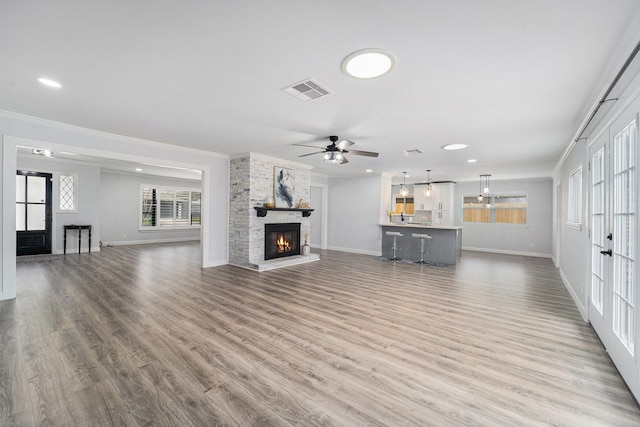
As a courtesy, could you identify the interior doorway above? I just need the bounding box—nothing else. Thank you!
[16,171,52,256]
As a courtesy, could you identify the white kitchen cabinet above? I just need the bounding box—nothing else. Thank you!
[414,187,426,210]
[432,209,451,226]
[413,184,433,210]
[430,183,455,225]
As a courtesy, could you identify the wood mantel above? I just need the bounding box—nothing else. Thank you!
[254,207,314,217]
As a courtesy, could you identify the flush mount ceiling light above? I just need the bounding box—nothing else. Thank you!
[342,48,396,79]
[467,159,477,163]
[441,144,468,151]
[37,77,62,88]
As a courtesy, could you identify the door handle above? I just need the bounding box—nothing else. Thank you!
[600,249,612,257]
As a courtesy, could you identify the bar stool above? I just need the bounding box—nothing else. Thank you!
[412,233,432,264]
[386,231,403,260]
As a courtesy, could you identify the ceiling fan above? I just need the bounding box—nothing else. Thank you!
[294,135,379,164]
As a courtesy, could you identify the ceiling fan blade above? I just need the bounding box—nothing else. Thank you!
[340,156,349,164]
[345,149,379,157]
[293,143,326,149]
[336,139,355,150]
[298,151,324,158]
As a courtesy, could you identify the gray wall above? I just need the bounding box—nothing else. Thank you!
[16,156,101,253]
[555,141,589,313]
[100,171,201,245]
[454,178,553,257]
[327,174,382,255]
[310,186,323,247]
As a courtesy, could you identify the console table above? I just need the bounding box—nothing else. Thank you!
[63,225,92,254]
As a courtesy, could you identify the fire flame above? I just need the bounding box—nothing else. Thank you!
[277,235,291,252]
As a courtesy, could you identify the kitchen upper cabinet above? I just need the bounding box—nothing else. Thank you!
[414,183,454,211]
[414,187,428,210]
[432,183,453,211]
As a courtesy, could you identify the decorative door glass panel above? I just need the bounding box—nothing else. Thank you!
[27,204,46,231]
[591,147,605,313]
[612,120,636,354]
[27,176,46,203]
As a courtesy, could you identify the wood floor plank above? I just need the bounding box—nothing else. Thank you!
[2,242,639,426]
[0,301,31,424]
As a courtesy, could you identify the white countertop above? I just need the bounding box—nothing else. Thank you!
[379,223,463,230]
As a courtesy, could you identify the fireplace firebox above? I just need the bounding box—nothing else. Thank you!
[264,223,301,260]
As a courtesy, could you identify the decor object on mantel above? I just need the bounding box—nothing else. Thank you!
[274,166,295,208]
[264,196,275,208]
[254,207,314,217]
[297,199,310,208]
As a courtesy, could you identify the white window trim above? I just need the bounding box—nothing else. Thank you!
[567,164,582,230]
[139,184,201,231]
[56,172,79,214]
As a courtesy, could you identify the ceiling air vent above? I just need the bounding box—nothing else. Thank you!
[283,78,331,101]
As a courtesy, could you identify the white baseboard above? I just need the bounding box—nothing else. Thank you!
[203,259,229,268]
[326,245,381,257]
[558,267,587,321]
[102,237,200,246]
[53,246,101,254]
[462,246,552,258]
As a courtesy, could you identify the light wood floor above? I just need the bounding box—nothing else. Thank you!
[2,242,639,426]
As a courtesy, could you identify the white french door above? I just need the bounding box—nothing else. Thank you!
[589,98,639,401]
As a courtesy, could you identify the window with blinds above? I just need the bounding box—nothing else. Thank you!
[140,185,201,229]
[568,165,583,227]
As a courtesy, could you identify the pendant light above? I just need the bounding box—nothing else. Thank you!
[399,172,409,197]
[478,174,491,205]
[424,169,432,197]
[483,174,491,194]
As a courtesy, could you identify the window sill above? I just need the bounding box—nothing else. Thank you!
[566,223,582,231]
[461,222,529,228]
[139,226,201,232]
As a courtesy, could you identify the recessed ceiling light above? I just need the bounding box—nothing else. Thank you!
[442,144,468,151]
[135,168,143,172]
[37,77,62,88]
[342,48,396,79]
[467,159,477,163]
[366,169,373,173]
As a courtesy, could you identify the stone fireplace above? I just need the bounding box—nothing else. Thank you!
[228,152,319,271]
[264,223,300,260]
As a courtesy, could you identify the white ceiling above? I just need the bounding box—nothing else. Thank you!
[2,1,640,184]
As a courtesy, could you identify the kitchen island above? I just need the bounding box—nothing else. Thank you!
[380,224,463,265]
